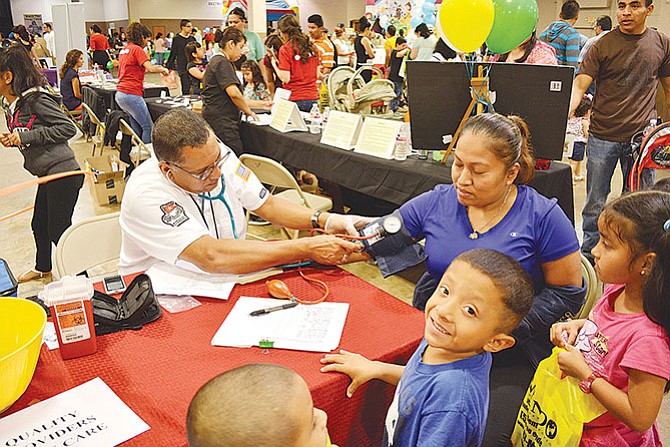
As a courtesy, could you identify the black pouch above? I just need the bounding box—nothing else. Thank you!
[92,274,162,335]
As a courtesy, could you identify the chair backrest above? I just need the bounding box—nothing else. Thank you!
[55,212,122,277]
[82,102,103,127]
[576,253,600,319]
[239,154,311,206]
[119,119,153,165]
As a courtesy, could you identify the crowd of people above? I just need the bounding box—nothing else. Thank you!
[2,1,670,446]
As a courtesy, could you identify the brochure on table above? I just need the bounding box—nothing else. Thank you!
[0,377,149,447]
[320,110,363,150]
[354,117,403,159]
[270,99,308,133]
[270,88,292,115]
[211,297,349,352]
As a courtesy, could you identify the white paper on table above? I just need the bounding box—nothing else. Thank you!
[146,262,281,300]
[270,88,292,116]
[0,377,149,447]
[247,113,273,126]
[42,321,59,350]
[211,296,349,352]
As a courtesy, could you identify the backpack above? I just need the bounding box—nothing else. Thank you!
[92,274,162,335]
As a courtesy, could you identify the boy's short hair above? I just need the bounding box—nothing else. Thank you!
[180,19,192,28]
[596,15,612,31]
[396,36,406,46]
[386,25,396,36]
[454,249,534,333]
[308,14,324,28]
[651,177,670,193]
[560,0,580,20]
[186,364,305,447]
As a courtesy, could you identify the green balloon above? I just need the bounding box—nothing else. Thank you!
[106,60,114,70]
[486,0,538,55]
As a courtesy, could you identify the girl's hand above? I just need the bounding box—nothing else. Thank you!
[557,344,592,381]
[320,350,377,397]
[247,111,259,121]
[550,319,586,348]
[259,100,273,110]
[1,131,21,147]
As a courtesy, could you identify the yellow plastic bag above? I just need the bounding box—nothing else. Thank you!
[511,347,606,447]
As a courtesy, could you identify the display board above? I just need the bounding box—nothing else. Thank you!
[406,61,574,160]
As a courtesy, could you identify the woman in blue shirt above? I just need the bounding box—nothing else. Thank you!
[58,49,84,111]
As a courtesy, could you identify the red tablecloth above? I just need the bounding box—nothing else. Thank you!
[6,269,424,447]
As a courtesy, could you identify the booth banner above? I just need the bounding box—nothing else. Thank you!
[365,0,443,33]
[24,14,43,36]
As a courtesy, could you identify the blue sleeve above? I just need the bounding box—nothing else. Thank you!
[535,200,580,263]
[416,411,475,447]
[399,188,439,240]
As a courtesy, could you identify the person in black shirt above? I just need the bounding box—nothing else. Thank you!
[165,19,196,95]
[185,41,207,95]
[388,37,408,112]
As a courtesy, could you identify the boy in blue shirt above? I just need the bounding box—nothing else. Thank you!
[321,249,535,446]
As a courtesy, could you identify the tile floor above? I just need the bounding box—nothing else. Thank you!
[1,120,668,441]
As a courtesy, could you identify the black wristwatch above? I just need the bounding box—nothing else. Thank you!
[311,210,325,229]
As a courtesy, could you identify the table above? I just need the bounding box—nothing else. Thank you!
[88,81,170,111]
[239,123,576,222]
[5,269,424,447]
[146,95,201,122]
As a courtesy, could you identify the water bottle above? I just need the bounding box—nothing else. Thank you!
[322,107,330,128]
[309,103,320,123]
[394,123,409,161]
[643,118,657,137]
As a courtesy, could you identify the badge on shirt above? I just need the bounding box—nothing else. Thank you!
[160,201,189,227]
[259,188,268,199]
[235,162,251,181]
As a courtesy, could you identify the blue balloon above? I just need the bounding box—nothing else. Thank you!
[410,16,422,28]
[424,14,436,25]
[422,2,436,16]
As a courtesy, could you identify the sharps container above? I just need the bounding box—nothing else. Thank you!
[39,276,97,359]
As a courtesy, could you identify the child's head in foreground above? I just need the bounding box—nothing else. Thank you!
[425,248,534,361]
[186,363,331,447]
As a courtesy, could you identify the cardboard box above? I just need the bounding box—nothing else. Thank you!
[85,155,128,206]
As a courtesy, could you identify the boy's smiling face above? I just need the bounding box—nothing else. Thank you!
[423,260,516,364]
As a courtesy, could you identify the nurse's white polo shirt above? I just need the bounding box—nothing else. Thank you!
[118,145,268,275]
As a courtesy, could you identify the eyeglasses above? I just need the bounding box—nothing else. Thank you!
[169,148,231,182]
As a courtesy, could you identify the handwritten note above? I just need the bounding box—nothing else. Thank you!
[320,111,363,150]
[354,117,403,159]
[211,297,350,352]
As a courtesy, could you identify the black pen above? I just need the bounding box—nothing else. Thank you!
[249,302,299,316]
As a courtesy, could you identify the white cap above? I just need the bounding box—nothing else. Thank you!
[39,276,94,307]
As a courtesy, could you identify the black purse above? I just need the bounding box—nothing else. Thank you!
[92,274,162,335]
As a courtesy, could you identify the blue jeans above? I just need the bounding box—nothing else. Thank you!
[295,99,317,112]
[115,91,153,144]
[390,79,403,112]
[581,134,654,260]
[155,52,164,66]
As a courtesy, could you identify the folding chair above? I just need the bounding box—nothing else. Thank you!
[54,212,122,278]
[62,104,85,135]
[576,253,601,319]
[82,102,106,156]
[119,119,153,167]
[239,154,332,240]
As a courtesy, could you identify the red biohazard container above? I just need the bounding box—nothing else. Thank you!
[39,276,97,359]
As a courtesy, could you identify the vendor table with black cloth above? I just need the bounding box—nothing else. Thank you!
[88,82,169,111]
[238,122,575,222]
[6,269,424,447]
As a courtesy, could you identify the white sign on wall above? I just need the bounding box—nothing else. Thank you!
[207,1,224,7]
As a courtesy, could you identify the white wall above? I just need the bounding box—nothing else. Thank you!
[298,0,364,32]
[11,0,129,26]
[127,0,226,21]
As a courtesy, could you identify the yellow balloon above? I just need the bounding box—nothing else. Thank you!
[438,0,494,53]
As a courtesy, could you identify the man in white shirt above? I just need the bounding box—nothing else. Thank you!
[42,22,55,64]
[119,108,360,275]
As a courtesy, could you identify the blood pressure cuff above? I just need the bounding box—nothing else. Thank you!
[363,211,427,278]
[92,274,162,336]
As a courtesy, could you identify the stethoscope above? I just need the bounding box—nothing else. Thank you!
[189,175,239,240]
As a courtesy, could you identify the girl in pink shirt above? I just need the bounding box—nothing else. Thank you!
[551,191,670,446]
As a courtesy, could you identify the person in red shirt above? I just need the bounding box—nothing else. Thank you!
[271,14,319,112]
[89,24,111,70]
[115,22,168,144]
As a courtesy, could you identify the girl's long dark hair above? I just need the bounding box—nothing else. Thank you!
[59,48,83,79]
[499,31,537,64]
[0,44,47,96]
[601,191,670,391]
[277,14,315,64]
[241,60,266,89]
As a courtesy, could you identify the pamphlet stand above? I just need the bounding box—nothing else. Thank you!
[441,66,493,164]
